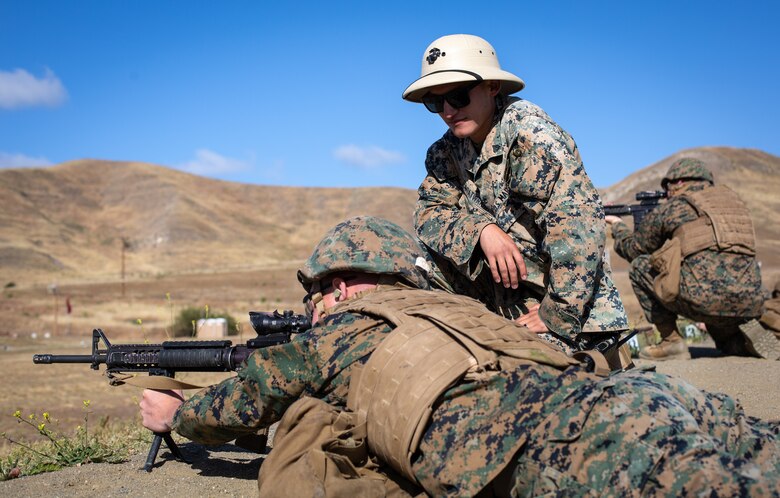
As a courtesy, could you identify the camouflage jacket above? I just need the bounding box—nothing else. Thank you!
[611,184,764,317]
[414,97,627,337]
[172,288,593,496]
[172,287,779,496]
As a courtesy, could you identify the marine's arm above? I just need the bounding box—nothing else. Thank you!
[160,312,388,445]
[414,141,496,278]
[610,202,673,261]
[610,218,641,261]
[170,339,323,445]
[506,113,605,337]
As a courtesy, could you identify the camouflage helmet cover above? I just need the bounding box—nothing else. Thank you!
[661,158,715,189]
[297,216,431,291]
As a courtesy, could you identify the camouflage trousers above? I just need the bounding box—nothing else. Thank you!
[629,255,757,353]
[506,368,780,497]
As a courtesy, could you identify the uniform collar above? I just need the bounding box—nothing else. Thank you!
[445,95,516,176]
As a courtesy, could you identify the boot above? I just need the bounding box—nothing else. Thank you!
[739,319,780,360]
[639,321,691,361]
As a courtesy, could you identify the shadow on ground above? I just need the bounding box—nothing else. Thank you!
[151,442,265,480]
[688,345,726,359]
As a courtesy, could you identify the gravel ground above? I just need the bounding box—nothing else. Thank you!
[637,337,780,422]
[3,338,778,497]
[1,442,263,498]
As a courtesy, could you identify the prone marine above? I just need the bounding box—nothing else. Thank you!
[140,216,780,496]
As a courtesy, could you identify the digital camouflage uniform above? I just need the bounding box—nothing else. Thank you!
[414,96,627,342]
[172,288,780,497]
[611,163,764,353]
[171,216,780,497]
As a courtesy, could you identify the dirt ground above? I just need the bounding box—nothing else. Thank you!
[1,442,264,497]
[2,270,779,496]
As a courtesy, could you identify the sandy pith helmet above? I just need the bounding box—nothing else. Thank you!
[297,216,432,291]
[402,34,525,102]
[661,158,715,189]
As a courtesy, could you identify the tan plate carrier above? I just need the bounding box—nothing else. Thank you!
[651,185,756,303]
[339,287,579,482]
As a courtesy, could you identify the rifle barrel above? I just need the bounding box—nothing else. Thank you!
[33,354,103,364]
[30,313,305,473]
[603,205,631,215]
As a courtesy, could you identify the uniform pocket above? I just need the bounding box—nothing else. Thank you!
[650,237,682,304]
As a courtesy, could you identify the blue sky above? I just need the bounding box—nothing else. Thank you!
[1,1,778,190]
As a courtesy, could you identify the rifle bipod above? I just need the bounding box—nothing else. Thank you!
[144,431,188,472]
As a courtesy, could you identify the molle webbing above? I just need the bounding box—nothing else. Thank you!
[675,185,756,257]
[340,288,577,482]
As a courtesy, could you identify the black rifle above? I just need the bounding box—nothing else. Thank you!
[603,190,667,227]
[549,329,641,373]
[573,330,640,357]
[32,310,310,472]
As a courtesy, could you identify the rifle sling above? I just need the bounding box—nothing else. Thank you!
[107,373,205,390]
[572,351,611,377]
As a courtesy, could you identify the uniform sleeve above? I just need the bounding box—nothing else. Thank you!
[506,114,607,337]
[611,201,680,262]
[172,339,322,445]
[610,220,645,262]
[414,142,495,278]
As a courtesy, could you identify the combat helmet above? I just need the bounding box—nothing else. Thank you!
[297,216,432,293]
[661,158,715,190]
[402,34,525,102]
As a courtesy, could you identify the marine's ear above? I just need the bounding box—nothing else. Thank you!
[331,277,349,302]
[487,80,501,97]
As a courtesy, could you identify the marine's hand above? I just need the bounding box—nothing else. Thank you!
[515,304,548,333]
[140,389,184,433]
[604,215,623,225]
[479,223,527,288]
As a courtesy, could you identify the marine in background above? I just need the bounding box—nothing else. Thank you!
[606,158,780,360]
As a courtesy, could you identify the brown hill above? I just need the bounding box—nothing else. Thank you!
[599,146,780,285]
[0,160,418,286]
[0,147,777,289]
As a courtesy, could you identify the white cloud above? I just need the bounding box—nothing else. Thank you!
[333,144,405,169]
[0,151,53,168]
[257,159,286,183]
[177,149,251,176]
[0,68,68,110]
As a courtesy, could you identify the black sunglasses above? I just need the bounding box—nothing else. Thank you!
[422,80,482,113]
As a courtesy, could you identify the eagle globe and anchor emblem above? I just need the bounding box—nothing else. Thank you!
[426,47,444,65]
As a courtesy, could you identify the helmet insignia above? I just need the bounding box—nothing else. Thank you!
[426,48,443,65]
